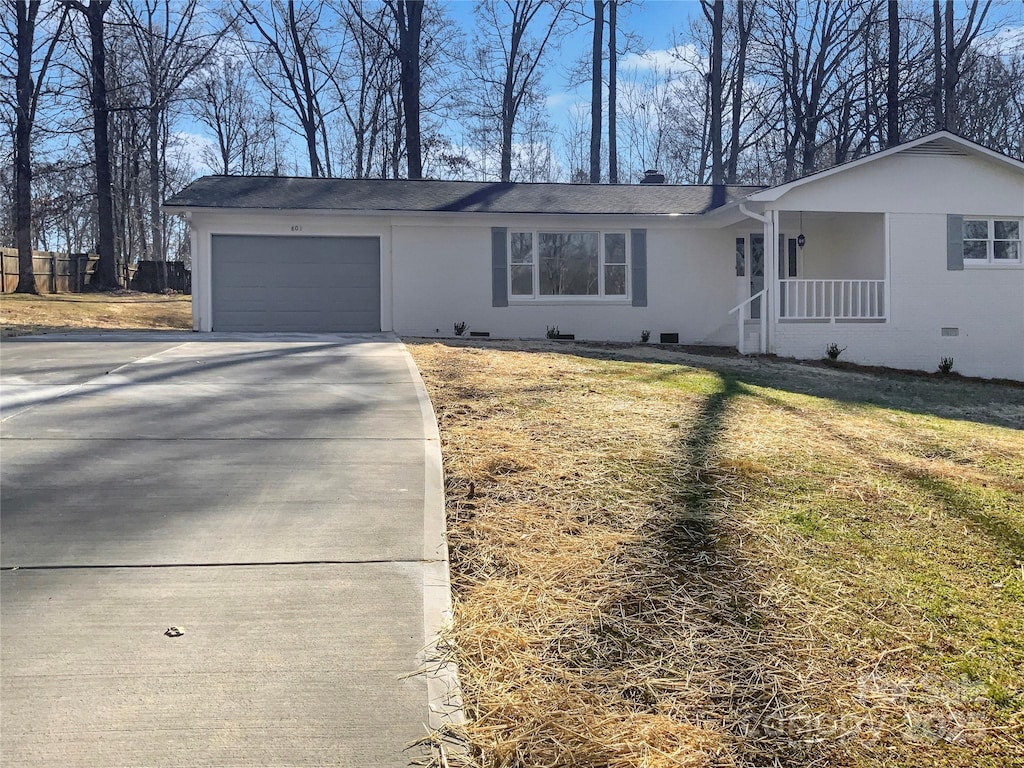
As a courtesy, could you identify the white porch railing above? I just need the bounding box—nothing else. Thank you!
[728,289,766,355]
[779,279,886,321]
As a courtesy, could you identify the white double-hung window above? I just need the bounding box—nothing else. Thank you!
[963,218,1021,264]
[510,230,629,299]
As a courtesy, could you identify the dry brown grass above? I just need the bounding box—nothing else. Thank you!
[407,338,1024,768]
[0,291,192,336]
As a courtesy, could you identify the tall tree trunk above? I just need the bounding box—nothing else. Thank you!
[396,0,423,179]
[932,0,943,130]
[148,106,165,289]
[391,95,403,178]
[801,118,819,175]
[726,0,749,184]
[942,0,992,137]
[887,0,899,146]
[79,0,118,290]
[287,0,323,177]
[703,0,724,186]
[607,0,617,184]
[501,72,515,182]
[589,0,604,183]
[13,0,39,293]
[943,0,956,133]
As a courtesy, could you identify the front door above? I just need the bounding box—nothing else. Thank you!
[749,233,764,319]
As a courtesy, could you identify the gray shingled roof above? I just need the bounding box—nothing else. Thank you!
[164,176,764,216]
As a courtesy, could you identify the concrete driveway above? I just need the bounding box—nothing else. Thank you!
[0,333,460,767]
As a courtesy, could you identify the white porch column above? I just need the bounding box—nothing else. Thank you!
[762,209,778,354]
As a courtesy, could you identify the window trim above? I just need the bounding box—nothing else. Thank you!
[508,228,632,301]
[963,216,1022,266]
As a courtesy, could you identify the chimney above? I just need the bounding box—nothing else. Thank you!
[639,169,666,184]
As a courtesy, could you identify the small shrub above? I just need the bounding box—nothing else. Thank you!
[938,356,954,375]
[546,325,559,339]
[825,342,847,360]
[640,329,651,343]
[453,321,468,336]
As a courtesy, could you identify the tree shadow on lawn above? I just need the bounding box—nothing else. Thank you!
[543,371,843,766]
[548,365,1018,765]
[755,385,1024,563]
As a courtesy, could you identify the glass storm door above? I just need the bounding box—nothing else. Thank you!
[749,234,764,319]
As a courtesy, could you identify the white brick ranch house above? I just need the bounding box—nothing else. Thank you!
[165,131,1024,381]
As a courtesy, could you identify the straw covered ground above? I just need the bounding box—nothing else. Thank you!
[406,338,1024,768]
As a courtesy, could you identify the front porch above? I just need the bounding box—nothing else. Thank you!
[731,211,888,354]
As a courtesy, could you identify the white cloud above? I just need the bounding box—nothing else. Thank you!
[978,24,1024,55]
[620,44,703,75]
[546,91,579,111]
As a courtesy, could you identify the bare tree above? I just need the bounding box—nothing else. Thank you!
[607,0,618,183]
[887,0,899,145]
[670,2,767,183]
[63,0,118,289]
[194,57,273,175]
[942,0,993,133]
[4,0,68,293]
[348,0,425,178]
[468,0,568,182]
[589,0,604,182]
[616,59,681,181]
[393,1,423,177]
[701,0,725,188]
[956,44,1024,156]
[335,2,400,177]
[725,0,756,182]
[235,0,340,177]
[124,0,222,275]
[758,0,881,179]
[932,0,943,129]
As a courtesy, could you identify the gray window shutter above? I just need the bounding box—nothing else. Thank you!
[947,214,964,271]
[631,229,647,307]
[492,227,508,306]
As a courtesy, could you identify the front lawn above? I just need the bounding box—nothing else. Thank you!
[0,291,192,336]
[407,339,1024,768]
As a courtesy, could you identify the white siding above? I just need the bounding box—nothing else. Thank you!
[765,152,1023,216]
[390,218,738,344]
[187,210,742,347]
[774,213,1024,380]
[792,214,884,279]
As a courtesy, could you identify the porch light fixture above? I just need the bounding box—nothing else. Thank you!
[797,212,806,248]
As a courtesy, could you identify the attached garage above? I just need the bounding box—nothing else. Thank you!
[210,234,381,332]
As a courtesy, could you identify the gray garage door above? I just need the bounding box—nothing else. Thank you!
[211,235,381,332]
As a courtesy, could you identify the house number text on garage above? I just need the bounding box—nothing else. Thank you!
[290,225,302,232]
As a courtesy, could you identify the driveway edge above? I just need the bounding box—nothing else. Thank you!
[398,343,466,750]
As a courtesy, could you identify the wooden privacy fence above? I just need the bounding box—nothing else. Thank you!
[131,260,191,293]
[0,249,188,294]
[0,249,102,293]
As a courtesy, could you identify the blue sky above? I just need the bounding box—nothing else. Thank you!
[174,0,1024,178]
[446,0,706,105]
